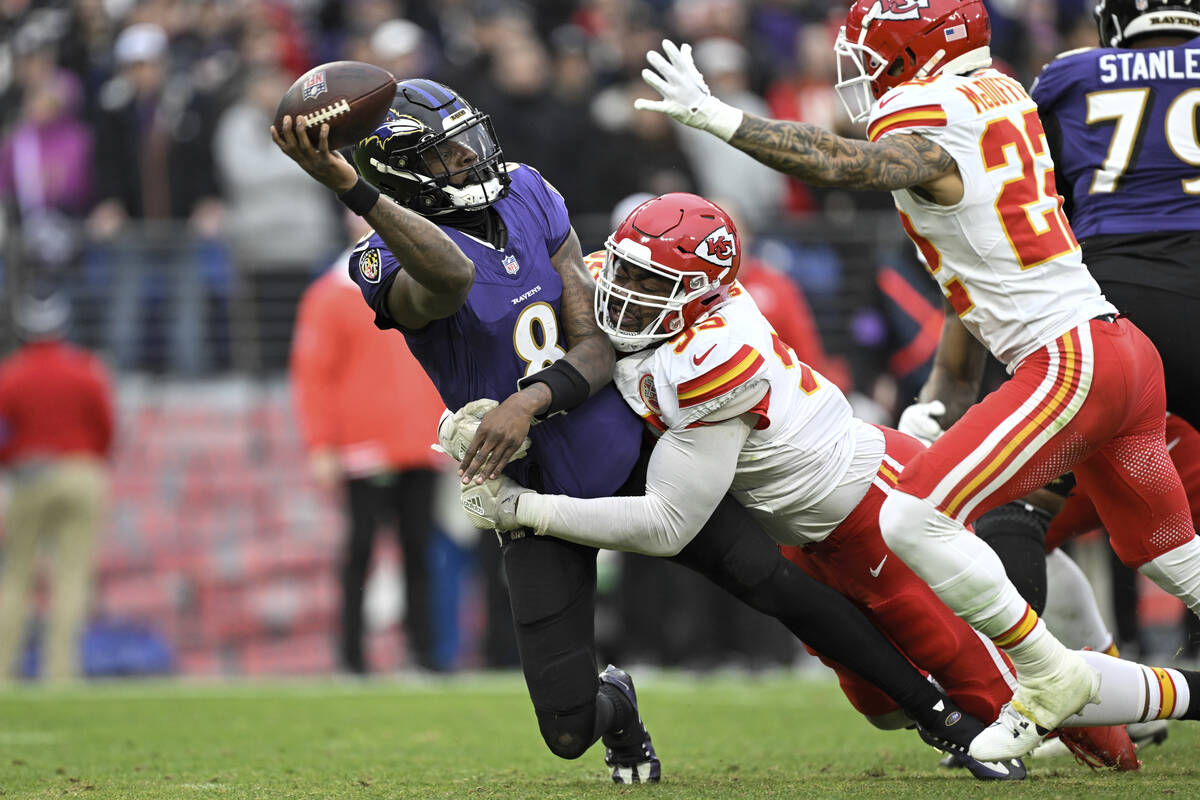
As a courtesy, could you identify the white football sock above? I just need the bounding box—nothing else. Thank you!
[1139,536,1200,616]
[1062,650,1191,726]
[1043,548,1115,652]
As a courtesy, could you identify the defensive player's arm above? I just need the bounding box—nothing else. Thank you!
[271,116,473,329]
[731,115,961,201]
[516,416,752,556]
[917,301,989,427]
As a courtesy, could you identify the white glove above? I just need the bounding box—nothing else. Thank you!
[460,474,532,531]
[633,39,744,141]
[897,400,947,446]
[432,399,531,462]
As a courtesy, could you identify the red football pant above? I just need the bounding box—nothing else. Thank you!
[782,427,1015,722]
[896,318,1194,568]
[1047,412,1200,553]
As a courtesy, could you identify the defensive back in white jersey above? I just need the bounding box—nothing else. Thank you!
[867,68,1116,368]
[613,288,884,545]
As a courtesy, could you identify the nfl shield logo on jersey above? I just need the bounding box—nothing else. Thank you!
[359,248,381,283]
[876,0,929,21]
[502,253,520,275]
[303,70,328,101]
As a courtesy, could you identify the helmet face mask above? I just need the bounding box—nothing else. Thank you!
[596,193,740,353]
[1094,0,1200,47]
[354,80,510,215]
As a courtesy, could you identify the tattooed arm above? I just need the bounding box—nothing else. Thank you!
[270,115,474,330]
[731,113,962,202]
[547,227,616,391]
[370,199,475,329]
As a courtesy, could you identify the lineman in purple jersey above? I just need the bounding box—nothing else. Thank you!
[272,78,1008,782]
[1031,0,1200,428]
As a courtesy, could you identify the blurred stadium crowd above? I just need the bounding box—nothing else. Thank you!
[0,0,1189,680]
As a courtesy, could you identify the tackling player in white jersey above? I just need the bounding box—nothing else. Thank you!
[629,0,1200,761]
[461,193,1200,772]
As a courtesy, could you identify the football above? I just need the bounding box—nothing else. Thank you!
[274,60,396,151]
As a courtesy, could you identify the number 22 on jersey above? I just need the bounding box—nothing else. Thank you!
[980,108,1078,268]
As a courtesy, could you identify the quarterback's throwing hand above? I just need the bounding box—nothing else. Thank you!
[634,39,743,141]
[270,114,358,193]
[461,475,531,530]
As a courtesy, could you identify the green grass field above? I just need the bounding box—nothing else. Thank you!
[1,671,1195,799]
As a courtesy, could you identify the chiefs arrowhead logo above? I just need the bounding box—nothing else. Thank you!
[694,226,737,268]
[874,0,930,21]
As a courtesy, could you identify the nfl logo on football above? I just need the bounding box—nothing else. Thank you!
[502,254,520,275]
[302,71,327,101]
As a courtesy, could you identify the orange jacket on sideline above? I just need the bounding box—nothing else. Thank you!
[290,260,445,475]
[0,340,114,463]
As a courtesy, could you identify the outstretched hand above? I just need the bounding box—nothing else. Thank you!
[459,391,542,485]
[270,115,358,193]
[634,39,743,141]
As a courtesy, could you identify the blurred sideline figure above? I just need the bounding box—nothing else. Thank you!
[290,214,444,674]
[0,291,114,682]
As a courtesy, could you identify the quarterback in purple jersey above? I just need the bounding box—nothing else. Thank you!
[271,77,1012,782]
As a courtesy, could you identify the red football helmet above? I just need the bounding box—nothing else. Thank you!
[834,0,992,122]
[597,193,740,352]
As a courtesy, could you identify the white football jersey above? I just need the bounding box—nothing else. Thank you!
[867,68,1116,368]
[613,289,884,546]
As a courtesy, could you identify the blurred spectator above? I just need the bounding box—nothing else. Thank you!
[0,291,114,683]
[581,80,696,230]
[214,65,338,373]
[87,22,223,374]
[720,197,853,393]
[0,68,92,281]
[290,216,445,674]
[367,18,432,80]
[670,38,786,233]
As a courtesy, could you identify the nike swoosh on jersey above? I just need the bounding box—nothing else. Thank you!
[1167,436,1182,451]
[869,555,888,578]
[692,344,718,366]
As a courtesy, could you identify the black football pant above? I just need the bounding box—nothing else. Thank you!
[340,469,437,673]
[500,484,971,759]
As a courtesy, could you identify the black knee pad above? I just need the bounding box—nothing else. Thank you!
[531,649,602,759]
[975,501,1050,614]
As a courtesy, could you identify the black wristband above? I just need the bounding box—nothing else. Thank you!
[338,177,380,216]
[517,359,590,419]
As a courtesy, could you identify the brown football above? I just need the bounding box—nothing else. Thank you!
[274,61,396,150]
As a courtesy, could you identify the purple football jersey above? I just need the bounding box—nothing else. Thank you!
[1032,36,1200,240]
[350,164,641,498]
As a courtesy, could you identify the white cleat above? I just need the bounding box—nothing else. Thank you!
[970,654,1101,761]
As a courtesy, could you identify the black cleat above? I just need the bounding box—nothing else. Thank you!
[598,665,661,784]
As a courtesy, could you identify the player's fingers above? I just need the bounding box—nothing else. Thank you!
[487,442,517,480]
[633,98,671,114]
[641,68,671,99]
[460,434,496,483]
[295,115,316,155]
[645,49,679,84]
[318,122,332,155]
[662,39,682,64]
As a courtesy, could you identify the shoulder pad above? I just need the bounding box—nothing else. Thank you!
[1052,46,1098,62]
